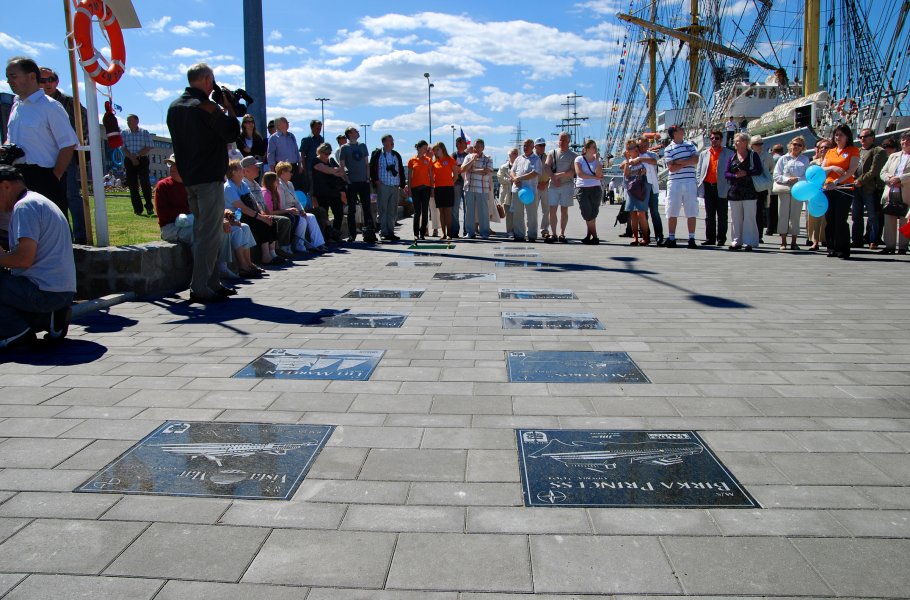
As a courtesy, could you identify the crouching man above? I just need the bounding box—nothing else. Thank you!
[0,164,75,348]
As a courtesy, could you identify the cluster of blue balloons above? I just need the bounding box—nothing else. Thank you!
[517,187,535,205]
[790,164,829,218]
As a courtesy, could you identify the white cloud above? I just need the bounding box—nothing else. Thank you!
[171,20,214,36]
[482,86,609,122]
[325,30,394,56]
[187,20,214,30]
[0,32,55,56]
[573,0,625,15]
[268,30,283,42]
[721,0,755,16]
[128,65,182,81]
[145,87,179,102]
[265,44,308,55]
[172,47,203,57]
[373,100,491,132]
[325,57,351,67]
[213,64,244,77]
[145,16,172,33]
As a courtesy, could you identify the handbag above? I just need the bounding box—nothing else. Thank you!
[625,173,646,201]
[771,181,792,195]
[882,187,908,217]
[496,203,506,219]
[751,152,773,193]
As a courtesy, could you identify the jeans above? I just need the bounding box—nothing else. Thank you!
[346,181,374,238]
[464,189,490,237]
[186,181,225,296]
[125,156,153,214]
[702,182,727,244]
[648,190,664,240]
[411,186,431,237]
[852,187,881,246]
[376,183,399,238]
[450,180,464,237]
[824,188,852,255]
[65,160,87,244]
[0,272,73,341]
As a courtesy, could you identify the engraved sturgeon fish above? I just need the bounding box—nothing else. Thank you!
[153,442,316,467]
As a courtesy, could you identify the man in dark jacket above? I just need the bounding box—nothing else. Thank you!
[852,129,888,248]
[166,63,240,304]
[369,134,406,241]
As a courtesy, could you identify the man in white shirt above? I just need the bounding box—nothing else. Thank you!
[4,56,77,217]
[662,125,700,248]
[461,138,493,239]
[509,138,541,242]
[725,117,737,148]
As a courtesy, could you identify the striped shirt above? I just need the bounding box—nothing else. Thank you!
[664,140,698,182]
[463,154,493,193]
[377,151,401,186]
[121,127,153,155]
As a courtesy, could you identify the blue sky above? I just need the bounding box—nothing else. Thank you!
[1,0,629,164]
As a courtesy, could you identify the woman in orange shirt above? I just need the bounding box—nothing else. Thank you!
[407,140,433,240]
[821,124,860,259]
[431,141,459,241]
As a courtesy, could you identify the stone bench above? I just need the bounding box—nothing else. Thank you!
[74,241,192,301]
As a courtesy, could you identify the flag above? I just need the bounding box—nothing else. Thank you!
[459,127,471,145]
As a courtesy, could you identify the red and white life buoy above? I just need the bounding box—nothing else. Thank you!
[73,0,126,86]
[836,98,858,119]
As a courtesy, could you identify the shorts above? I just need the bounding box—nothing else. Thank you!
[666,179,699,218]
[548,183,574,207]
[434,186,454,208]
[575,186,601,221]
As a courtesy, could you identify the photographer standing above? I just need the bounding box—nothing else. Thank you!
[370,134,405,242]
[121,114,154,216]
[167,63,240,304]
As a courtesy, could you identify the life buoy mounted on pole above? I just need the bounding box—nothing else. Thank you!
[73,0,126,87]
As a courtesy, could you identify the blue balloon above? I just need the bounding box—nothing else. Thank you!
[407,196,413,203]
[807,192,829,218]
[295,190,312,209]
[791,180,818,201]
[518,187,534,205]
[805,164,826,187]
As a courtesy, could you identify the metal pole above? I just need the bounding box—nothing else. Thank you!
[315,97,329,139]
[63,0,94,245]
[423,73,432,143]
[451,125,455,148]
[360,124,369,148]
[84,76,109,246]
[242,0,268,133]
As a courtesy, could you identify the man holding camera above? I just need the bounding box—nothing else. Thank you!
[370,134,405,242]
[4,56,78,218]
[121,114,155,216]
[166,63,240,304]
[0,164,75,349]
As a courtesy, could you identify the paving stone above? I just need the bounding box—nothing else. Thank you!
[54,406,144,419]
[663,536,831,596]
[709,508,848,536]
[467,506,591,533]
[409,482,522,506]
[830,509,910,537]
[385,414,474,428]
[0,574,26,597]
[304,446,368,479]
[0,438,92,468]
[0,519,147,574]
[789,430,904,452]
[858,486,910,509]
[466,449,520,482]
[309,590,456,600]
[698,430,807,452]
[44,388,139,406]
[0,468,96,492]
[102,495,231,524]
[792,538,910,597]
[219,499,345,529]
[0,517,29,544]
[294,479,410,504]
[433,396,514,415]
[342,504,465,532]
[243,529,396,587]
[153,580,307,600]
[0,405,67,418]
[0,491,121,519]
[589,508,720,535]
[360,448,466,481]
[116,389,207,408]
[421,427,515,449]
[0,418,84,437]
[387,533,532,592]
[62,419,161,440]
[326,425,423,448]
[56,439,136,470]
[854,453,910,484]
[3,574,162,600]
[767,452,896,485]
[105,522,269,581]
[530,535,679,594]
[750,485,877,509]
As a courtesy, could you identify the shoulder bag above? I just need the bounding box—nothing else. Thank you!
[751,151,773,193]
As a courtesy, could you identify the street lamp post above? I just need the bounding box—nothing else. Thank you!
[360,124,370,148]
[315,97,330,139]
[451,125,455,148]
[424,73,433,143]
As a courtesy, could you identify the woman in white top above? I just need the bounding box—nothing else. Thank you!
[273,162,327,252]
[772,135,810,250]
[574,139,604,245]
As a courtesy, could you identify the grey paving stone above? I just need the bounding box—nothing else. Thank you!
[105,522,268,582]
[305,446,368,480]
[858,486,910,509]
[3,574,162,600]
[767,452,896,485]
[467,507,591,534]
[709,508,848,536]
[102,495,231,524]
[54,406,144,419]
[294,479,410,504]
[309,589,456,600]
[385,413,474,428]
[750,485,877,509]
[792,538,910,597]
[408,482,522,506]
[342,504,465,532]
[0,491,121,519]
[830,509,910,537]
[0,437,92,468]
[789,430,904,452]
[153,580,307,600]
[43,388,138,406]
[712,452,790,484]
[116,389,207,408]
[466,449,520,482]
[219,499,345,529]
[136,407,224,421]
[530,535,679,594]
[62,419,161,440]
[589,508,720,535]
[387,533,532,592]
[421,427,515,449]
[856,453,910,483]
[0,405,67,418]
[0,574,26,597]
[0,418,84,438]
[698,430,807,452]
[0,387,64,405]
[0,519,147,574]
[326,425,423,448]
[304,411,388,426]
[360,448,466,481]
[0,468,96,492]
[0,517,29,544]
[243,529,397,587]
[190,391,280,410]
[56,439,136,470]
[662,536,831,596]
[433,396,514,415]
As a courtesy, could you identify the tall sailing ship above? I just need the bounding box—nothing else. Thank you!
[602,0,910,156]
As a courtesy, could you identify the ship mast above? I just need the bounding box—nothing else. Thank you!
[803,0,820,95]
[684,0,704,108]
[642,0,663,131]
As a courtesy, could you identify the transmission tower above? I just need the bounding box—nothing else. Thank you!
[512,120,525,149]
[558,91,589,152]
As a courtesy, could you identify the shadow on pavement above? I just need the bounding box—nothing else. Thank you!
[3,338,108,366]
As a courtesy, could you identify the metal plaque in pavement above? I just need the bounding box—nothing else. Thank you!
[344,288,425,298]
[493,252,540,258]
[75,421,334,500]
[306,311,407,328]
[493,246,535,250]
[494,261,551,268]
[502,312,603,330]
[499,289,577,300]
[507,351,649,383]
[433,272,496,281]
[234,349,384,380]
[517,429,758,508]
[387,261,443,267]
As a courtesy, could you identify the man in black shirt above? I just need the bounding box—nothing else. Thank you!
[166,63,240,304]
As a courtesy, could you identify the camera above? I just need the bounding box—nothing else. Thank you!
[0,143,25,166]
[212,84,254,117]
[386,164,398,177]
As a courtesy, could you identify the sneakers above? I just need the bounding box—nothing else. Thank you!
[45,306,72,341]
[687,239,698,249]
[665,239,678,248]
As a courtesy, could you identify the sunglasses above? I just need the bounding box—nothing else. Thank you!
[38,77,57,83]
[792,143,804,147]
[709,137,721,140]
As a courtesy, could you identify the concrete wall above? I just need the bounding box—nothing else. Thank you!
[74,241,192,301]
